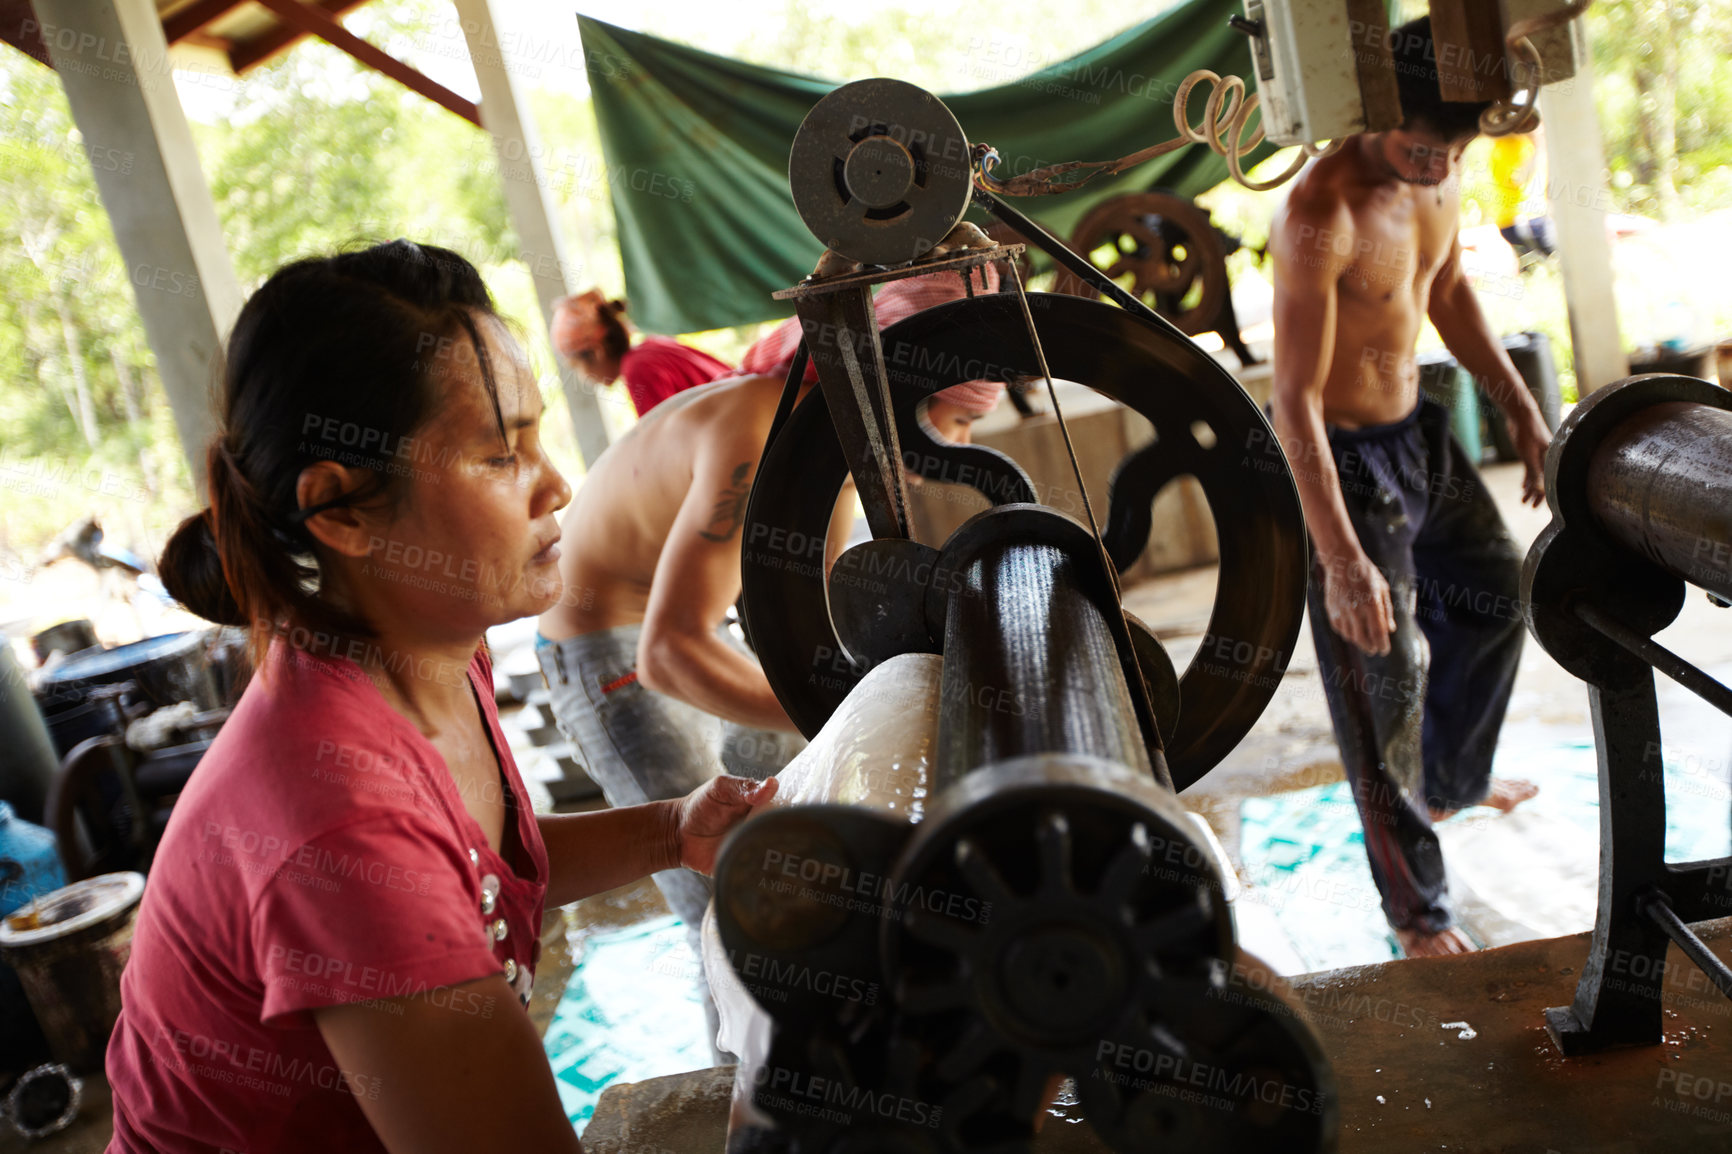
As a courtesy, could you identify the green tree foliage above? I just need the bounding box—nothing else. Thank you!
[198,6,513,283]
[0,57,190,559]
[1589,0,1732,218]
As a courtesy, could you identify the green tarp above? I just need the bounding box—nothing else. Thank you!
[579,1,1271,335]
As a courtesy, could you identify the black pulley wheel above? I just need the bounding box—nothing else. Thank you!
[790,78,974,266]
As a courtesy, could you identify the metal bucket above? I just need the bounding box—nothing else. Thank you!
[0,872,144,1073]
[36,631,219,715]
[29,620,99,666]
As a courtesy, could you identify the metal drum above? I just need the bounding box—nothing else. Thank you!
[35,631,219,714]
[0,872,145,1073]
[34,631,221,755]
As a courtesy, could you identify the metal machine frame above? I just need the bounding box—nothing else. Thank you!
[1523,373,1732,1055]
[720,78,1332,1153]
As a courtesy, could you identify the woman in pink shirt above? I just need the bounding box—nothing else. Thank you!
[107,241,773,1153]
[550,291,733,417]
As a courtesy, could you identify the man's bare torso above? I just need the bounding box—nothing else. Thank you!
[541,374,781,636]
[1276,147,1464,428]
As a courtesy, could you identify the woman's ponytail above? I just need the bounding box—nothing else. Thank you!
[159,503,245,628]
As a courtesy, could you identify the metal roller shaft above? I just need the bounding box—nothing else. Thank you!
[1585,401,1732,602]
[935,537,1148,787]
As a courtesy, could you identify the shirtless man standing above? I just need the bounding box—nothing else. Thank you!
[1269,17,1547,958]
[536,270,1005,1043]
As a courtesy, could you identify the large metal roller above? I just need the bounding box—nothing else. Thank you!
[1523,374,1732,1055]
[1584,400,1732,604]
[932,511,1150,782]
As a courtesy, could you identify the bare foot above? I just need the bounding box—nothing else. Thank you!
[1481,777,1539,813]
[1428,777,1540,823]
[1394,926,1477,957]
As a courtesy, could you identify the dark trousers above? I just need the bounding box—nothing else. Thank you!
[1307,399,1525,933]
[1500,218,1557,259]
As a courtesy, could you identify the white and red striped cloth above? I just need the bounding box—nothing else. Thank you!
[737,267,1007,412]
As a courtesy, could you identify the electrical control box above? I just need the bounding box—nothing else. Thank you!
[1242,0,1582,146]
[1239,0,1401,147]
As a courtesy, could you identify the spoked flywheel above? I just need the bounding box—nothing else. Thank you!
[740,289,1306,789]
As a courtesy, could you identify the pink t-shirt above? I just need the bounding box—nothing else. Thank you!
[106,640,548,1153]
[619,336,733,416]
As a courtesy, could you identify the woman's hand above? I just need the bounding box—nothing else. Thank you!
[667,775,778,875]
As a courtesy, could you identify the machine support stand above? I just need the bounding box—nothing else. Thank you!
[1544,671,1671,1055]
[792,286,912,541]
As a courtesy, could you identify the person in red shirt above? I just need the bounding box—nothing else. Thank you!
[109,240,773,1153]
[551,290,733,416]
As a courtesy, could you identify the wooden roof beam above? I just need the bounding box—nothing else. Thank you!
[226,0,360,71]
[245,0,480,126]
[162,0,247,43]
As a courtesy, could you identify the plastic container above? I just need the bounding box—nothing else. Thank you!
[30,620,98,666]
[0,872,145,1072]
[1416,350,1483,463]
[1500,331,1562,430]
[0,803,65,919]
[1482,331,1563,462]
[0,803,65,1075]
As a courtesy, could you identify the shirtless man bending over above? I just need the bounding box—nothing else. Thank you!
[1269,17,1547,958]
[536,270,1006,1042]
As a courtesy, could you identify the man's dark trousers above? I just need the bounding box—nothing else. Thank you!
[1307,397,1525,934]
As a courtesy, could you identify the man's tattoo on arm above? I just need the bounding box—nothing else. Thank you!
[698,462,753,542]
